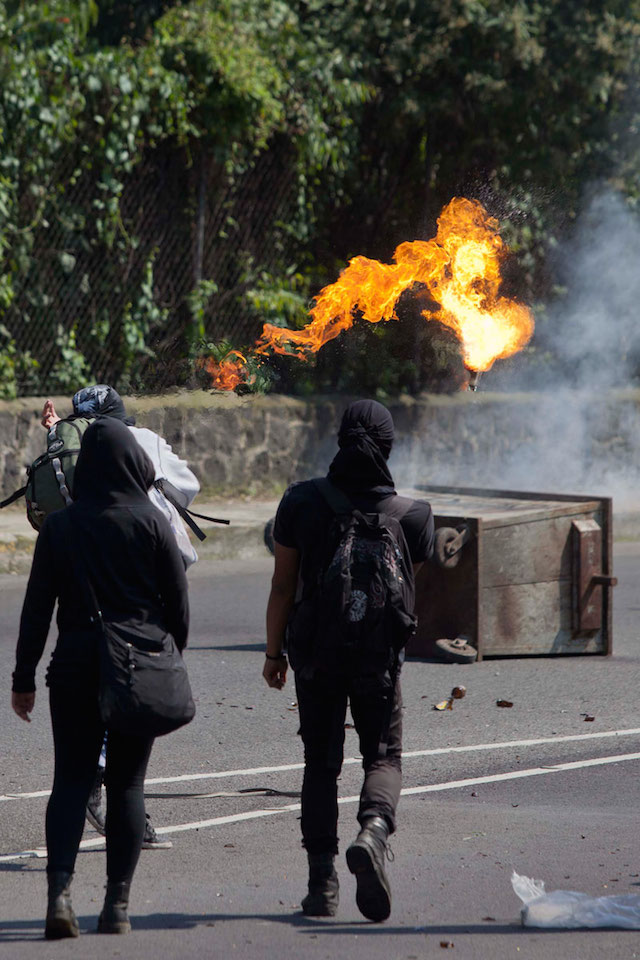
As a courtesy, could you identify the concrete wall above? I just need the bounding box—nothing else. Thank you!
[2,389,640,505]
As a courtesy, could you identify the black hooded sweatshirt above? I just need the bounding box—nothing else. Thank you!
[12,418,189,693]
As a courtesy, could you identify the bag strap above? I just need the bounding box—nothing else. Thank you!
[0,485,27,509]
[153,479,230,542]
[60,511,102,624]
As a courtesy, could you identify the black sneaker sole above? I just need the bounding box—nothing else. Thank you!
[346,843,391,923]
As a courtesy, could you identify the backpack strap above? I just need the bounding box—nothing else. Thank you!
[0,485,27,509]
[51,455,73,506]
[153,479,230,542]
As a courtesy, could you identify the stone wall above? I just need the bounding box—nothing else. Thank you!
[2,389,640,505]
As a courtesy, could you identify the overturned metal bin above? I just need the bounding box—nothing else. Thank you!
[405,485,615,660]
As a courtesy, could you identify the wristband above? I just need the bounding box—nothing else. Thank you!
[265,652,286,661]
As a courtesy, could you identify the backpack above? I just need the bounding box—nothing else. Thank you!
[287,478,417,677]
[0,417,93,531]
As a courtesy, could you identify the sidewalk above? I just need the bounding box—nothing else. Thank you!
[0,498,280,574]
[3,493,640,575]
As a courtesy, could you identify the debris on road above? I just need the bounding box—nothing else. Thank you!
[496,699,513,708]
[434,637,477,664]
[582,714,595,722]
[512,871,640,929]
[434,686,466,711]
[440,941,455,948]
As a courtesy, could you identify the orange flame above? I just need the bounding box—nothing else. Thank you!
[203,197,534,389]
[200,350,248,390]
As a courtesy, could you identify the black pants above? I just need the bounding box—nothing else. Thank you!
[295,671,403,856]
[47,684,154,882]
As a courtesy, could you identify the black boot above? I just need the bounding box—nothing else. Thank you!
[301,853,339,917]
[45,871,79,939]
[97,880,131,934]
[346,815,392,922]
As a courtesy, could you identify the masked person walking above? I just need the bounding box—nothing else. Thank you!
[11,418,189,938]
[41,384,199,845]
[263,399,434,923]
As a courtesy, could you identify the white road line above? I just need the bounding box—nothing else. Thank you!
[3,726,640,802]
[2,749,639,863]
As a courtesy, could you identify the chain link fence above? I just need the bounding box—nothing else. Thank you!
[2,138,301,397]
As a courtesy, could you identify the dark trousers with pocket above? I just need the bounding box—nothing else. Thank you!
[46,681,154,882]
[294,670,403,856]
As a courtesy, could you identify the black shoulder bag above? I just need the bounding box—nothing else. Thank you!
[63,512,195,738]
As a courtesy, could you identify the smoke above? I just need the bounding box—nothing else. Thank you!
[393,189,640,511]
[541,189,640,389]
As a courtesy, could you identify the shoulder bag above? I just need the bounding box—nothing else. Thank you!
[63,512,196,738]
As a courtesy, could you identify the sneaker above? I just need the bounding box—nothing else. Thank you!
[141,813,172,850]
[86,770,106,835]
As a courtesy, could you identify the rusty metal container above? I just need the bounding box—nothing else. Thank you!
[404,485,615,659]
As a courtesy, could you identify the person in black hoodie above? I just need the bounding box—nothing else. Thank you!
[11,417,189,939]
[263,399,434,923]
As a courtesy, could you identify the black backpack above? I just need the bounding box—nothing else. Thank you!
[287,478,417,677]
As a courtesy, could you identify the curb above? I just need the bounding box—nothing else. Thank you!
[0,501,278,575]
[3,505,640,576]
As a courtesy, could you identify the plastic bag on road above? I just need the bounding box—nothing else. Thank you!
[512,870,640,929]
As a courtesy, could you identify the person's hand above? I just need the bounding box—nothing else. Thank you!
[41,399,61,429]
[263,654,288,690]
[12,691,35,722]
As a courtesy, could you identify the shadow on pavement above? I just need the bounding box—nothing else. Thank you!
[3,913,629,942]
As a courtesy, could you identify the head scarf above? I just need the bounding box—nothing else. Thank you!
[73,417,155,507]
[72,384,135,425]
[327,399,395,495]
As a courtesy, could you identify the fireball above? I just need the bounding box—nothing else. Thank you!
[204,197,534,389]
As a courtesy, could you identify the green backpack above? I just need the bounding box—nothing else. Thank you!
[0,417,93,531]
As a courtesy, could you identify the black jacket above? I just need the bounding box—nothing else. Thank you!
[13,418,189,693]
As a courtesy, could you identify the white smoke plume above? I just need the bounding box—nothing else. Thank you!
[394,189,640,512]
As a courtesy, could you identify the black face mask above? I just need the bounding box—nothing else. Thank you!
[72,384,136,425]
[327,399,395,496]
[73,417,155,507]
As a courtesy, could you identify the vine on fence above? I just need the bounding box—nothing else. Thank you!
[1,1,640,398]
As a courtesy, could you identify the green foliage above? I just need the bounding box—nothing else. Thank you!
[245,270,309,329]
[1,0,640,397]
[0,325,38,399]
[48,325,92,393]
[186,279,218,352]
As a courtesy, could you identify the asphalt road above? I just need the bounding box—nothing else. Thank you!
[2,547,640,959]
